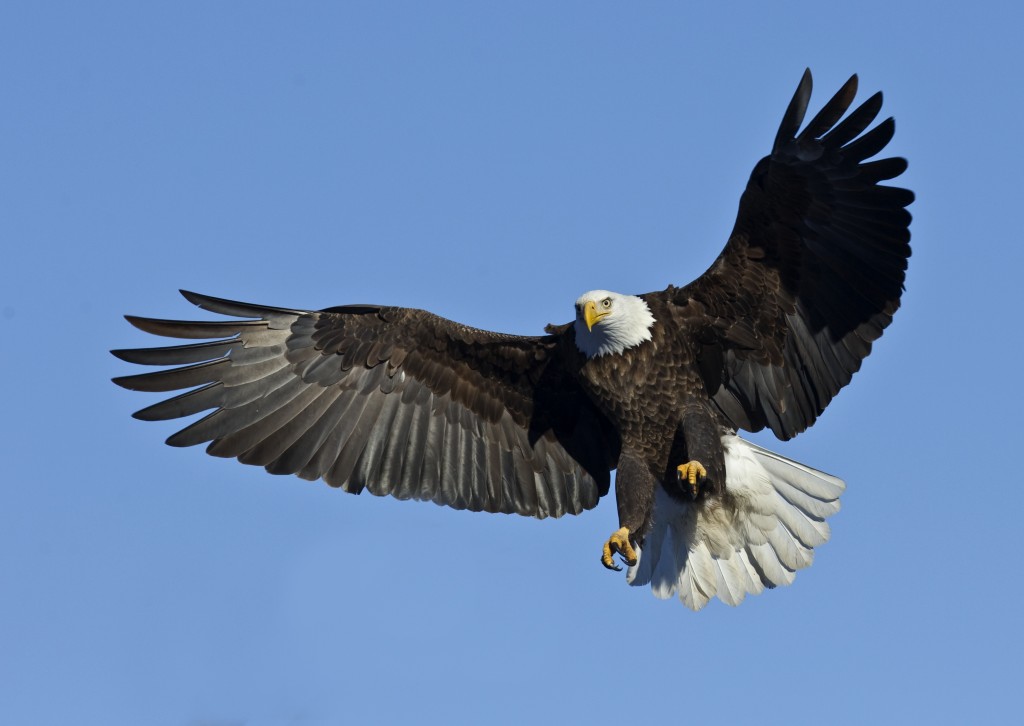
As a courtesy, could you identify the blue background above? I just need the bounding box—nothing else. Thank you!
[3,2,1020,724]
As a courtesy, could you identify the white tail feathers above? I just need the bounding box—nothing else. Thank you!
[626,433,845,610]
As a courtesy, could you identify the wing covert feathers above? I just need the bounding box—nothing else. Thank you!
[113,291,617,519]
[627,433,844,610]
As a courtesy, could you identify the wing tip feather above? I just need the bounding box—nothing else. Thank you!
[773,68,814,151]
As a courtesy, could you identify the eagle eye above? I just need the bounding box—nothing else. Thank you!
[602,298,612,309]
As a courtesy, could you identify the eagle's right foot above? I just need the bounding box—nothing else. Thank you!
[601,527,637,571]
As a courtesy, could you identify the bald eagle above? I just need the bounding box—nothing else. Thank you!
[113,70,912,610]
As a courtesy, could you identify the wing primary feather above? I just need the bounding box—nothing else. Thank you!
[823,91,883,147]
[858,157,908,183]
[132,382,224,421]
[179,290,305,320]
[123,316,261,340]
[111,339,235,366]
[112,359,231,393]
[799,74,857,140]
[773,68,812,152]
[841,117,897,162]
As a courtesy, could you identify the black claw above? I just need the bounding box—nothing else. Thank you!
[602,557,622,572]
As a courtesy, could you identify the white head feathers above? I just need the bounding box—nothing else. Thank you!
[573,290,656,358]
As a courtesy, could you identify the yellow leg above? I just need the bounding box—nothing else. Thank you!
[676,460,707,498]
[601,526,638,571]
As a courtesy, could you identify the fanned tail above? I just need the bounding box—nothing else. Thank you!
[626,432,844,610]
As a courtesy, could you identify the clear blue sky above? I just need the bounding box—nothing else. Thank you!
[3,2,1021,725]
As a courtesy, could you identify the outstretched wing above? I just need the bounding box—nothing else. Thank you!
[113,291,619,519]
[662,70,913,440]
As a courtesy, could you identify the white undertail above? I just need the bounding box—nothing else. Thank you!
[626,432,845,610]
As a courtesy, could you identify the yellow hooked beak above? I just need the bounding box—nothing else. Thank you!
[583,301,610,331]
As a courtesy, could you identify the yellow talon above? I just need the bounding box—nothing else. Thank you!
[676,460,707,498]
[601,526,637,571]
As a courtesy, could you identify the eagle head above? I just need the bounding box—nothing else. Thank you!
[572,290,655,358]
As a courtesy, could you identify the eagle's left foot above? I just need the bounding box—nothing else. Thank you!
[676,460,707,498]
[601,527,637,571]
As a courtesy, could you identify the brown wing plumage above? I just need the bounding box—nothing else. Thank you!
[113,291,619,519]
[662,70,913,439]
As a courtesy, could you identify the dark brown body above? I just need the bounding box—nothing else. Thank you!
[572,294,728,538]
